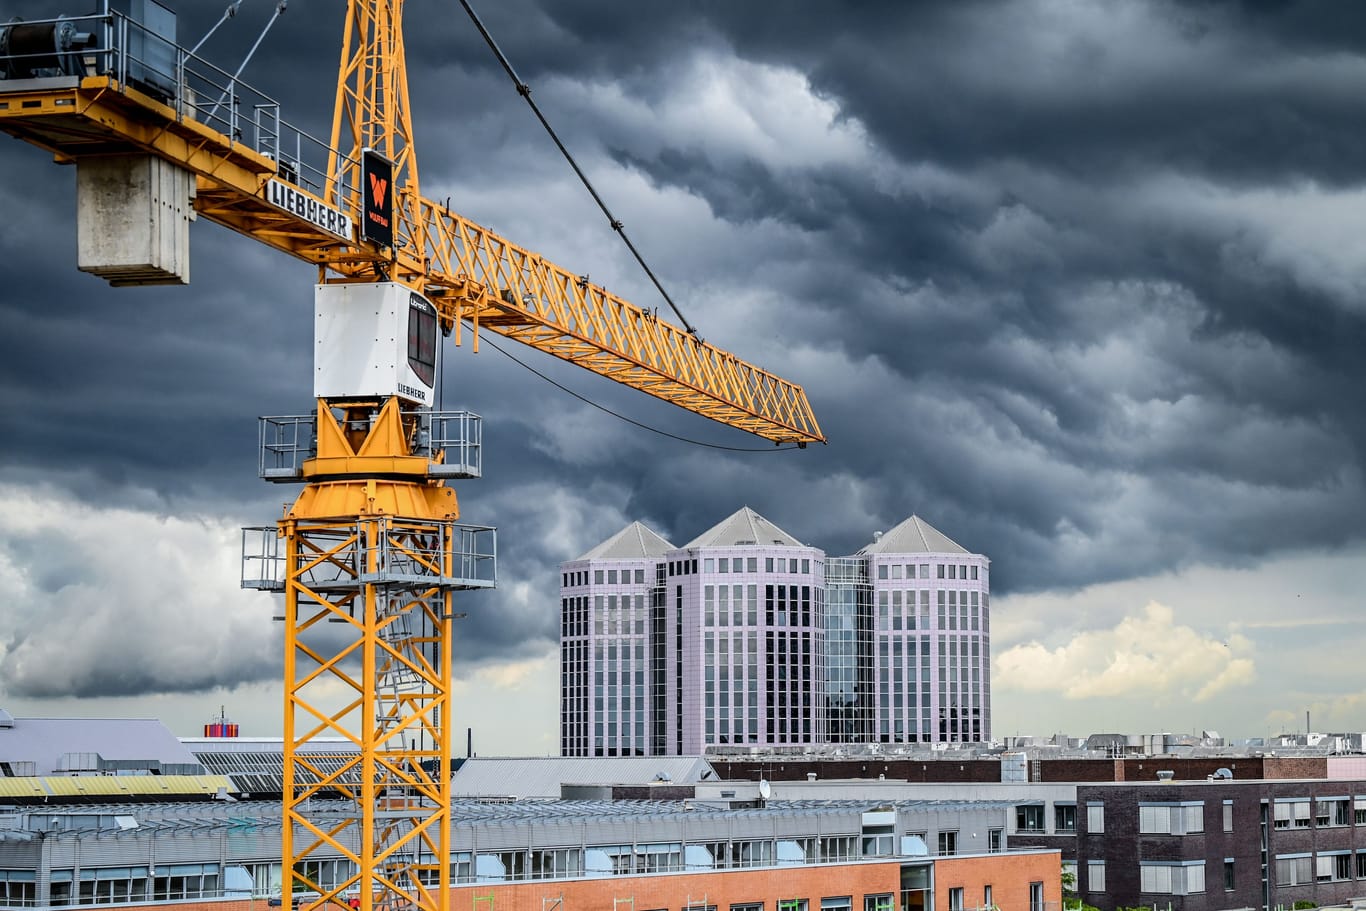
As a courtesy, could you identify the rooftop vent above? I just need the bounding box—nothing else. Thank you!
[0,709,13,729]
[1156,770,1175,782]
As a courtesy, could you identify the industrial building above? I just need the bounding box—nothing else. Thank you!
[0,713,1061,911]
[0,794,1061,911]
[558,509,990,757]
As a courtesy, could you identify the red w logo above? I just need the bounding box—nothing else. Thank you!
[368,173,389,208]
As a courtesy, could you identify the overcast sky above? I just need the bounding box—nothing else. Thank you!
[2,0,1365,752]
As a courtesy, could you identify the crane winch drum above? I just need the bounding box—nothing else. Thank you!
[0,16,95,79]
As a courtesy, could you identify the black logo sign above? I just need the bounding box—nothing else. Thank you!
[362,149,394,249]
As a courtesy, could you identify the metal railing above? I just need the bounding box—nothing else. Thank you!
[241,519,497,593]
[258,410,482,481]
[0,12,356,206]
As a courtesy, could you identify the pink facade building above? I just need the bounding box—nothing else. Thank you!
[559,508,990,756]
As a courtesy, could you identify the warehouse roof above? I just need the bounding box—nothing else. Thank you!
[450,756,717,799]
[0,716,201,776]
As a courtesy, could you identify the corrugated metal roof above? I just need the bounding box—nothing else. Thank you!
[575,522,676,561]
[858,515,970,555]
[0,717,201,775]
[0,778,44,798]
[450,756,717,799]
[0,775,231,800]
[684,507,804,549]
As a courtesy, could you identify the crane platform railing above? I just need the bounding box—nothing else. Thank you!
[258,411,484,482]
[0,11,353,204]
[240,520,498,594]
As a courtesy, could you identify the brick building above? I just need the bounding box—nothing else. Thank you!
[1077,779,1366,911]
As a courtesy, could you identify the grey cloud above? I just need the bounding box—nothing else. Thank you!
[3,0,1366,702]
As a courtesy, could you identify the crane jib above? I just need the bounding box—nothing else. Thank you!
[266,179,355,242]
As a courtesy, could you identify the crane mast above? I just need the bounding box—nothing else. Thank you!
[0,4,825,911]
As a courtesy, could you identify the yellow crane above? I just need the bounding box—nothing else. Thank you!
[0,4,823,911]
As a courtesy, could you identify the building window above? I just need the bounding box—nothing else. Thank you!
[1223,800,1233,832]
[530,848,582,879]
[1275,856,1313,886]
[0,871,36,908]
[1316,854,1353,882]
[821,899,851,911]
[864,896,894,911]
[988,828,1004,853]
[1087,861,1106,893]
[778,901,808,911]
[1140,862,1205,895]
[937,831,958,856]
[1356,852,1366,880]
[1319,798,1351,827]
[1029,882,1044,911]
[734,905,765,911]
[1055,804,1077,833]
[937,564,946,579]
[862,824,894,856]
[594,570,604,584]
[1139,803,1203,834]
[1086,803,1104,833]
[983,886,992,910]
[948,888,964,911]
[1016,805,1046,832]
[1274,800,1311,829]
[1224,859,1234,891]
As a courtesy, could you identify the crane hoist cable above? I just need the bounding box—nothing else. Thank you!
[476,328,806,452]
[457,0,700,338]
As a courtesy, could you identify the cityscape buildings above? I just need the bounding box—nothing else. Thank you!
[559,508,991,756]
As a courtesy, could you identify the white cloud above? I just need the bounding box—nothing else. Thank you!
[0,482,279,700]
[996,601,1255,702]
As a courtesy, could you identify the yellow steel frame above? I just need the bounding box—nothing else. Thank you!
[282,400,457,911]
[281,514,451,911]
[0,77,824,444]
[0,6,825,911]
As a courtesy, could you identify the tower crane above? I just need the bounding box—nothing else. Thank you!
[0,4,824,911]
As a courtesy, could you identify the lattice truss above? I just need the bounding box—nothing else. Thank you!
[283,517,455,911]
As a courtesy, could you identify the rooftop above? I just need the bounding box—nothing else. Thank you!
[859,515,971,556]
[684,506,805,549]
[575,521,676,561]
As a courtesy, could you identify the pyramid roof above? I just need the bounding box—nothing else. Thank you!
[575,521,675,561]
[684,506,804,549]
[859,515,970,555]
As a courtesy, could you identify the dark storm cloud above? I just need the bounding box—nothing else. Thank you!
[2,0,1365,700]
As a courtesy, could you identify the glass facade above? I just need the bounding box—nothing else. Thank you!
[825,557,874,743]
[560,513,990,755]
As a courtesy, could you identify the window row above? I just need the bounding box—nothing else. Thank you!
[1273,797,1366,829]
[877,563,980,581]
[451,838,918,882]
[1275,851,1366,886]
